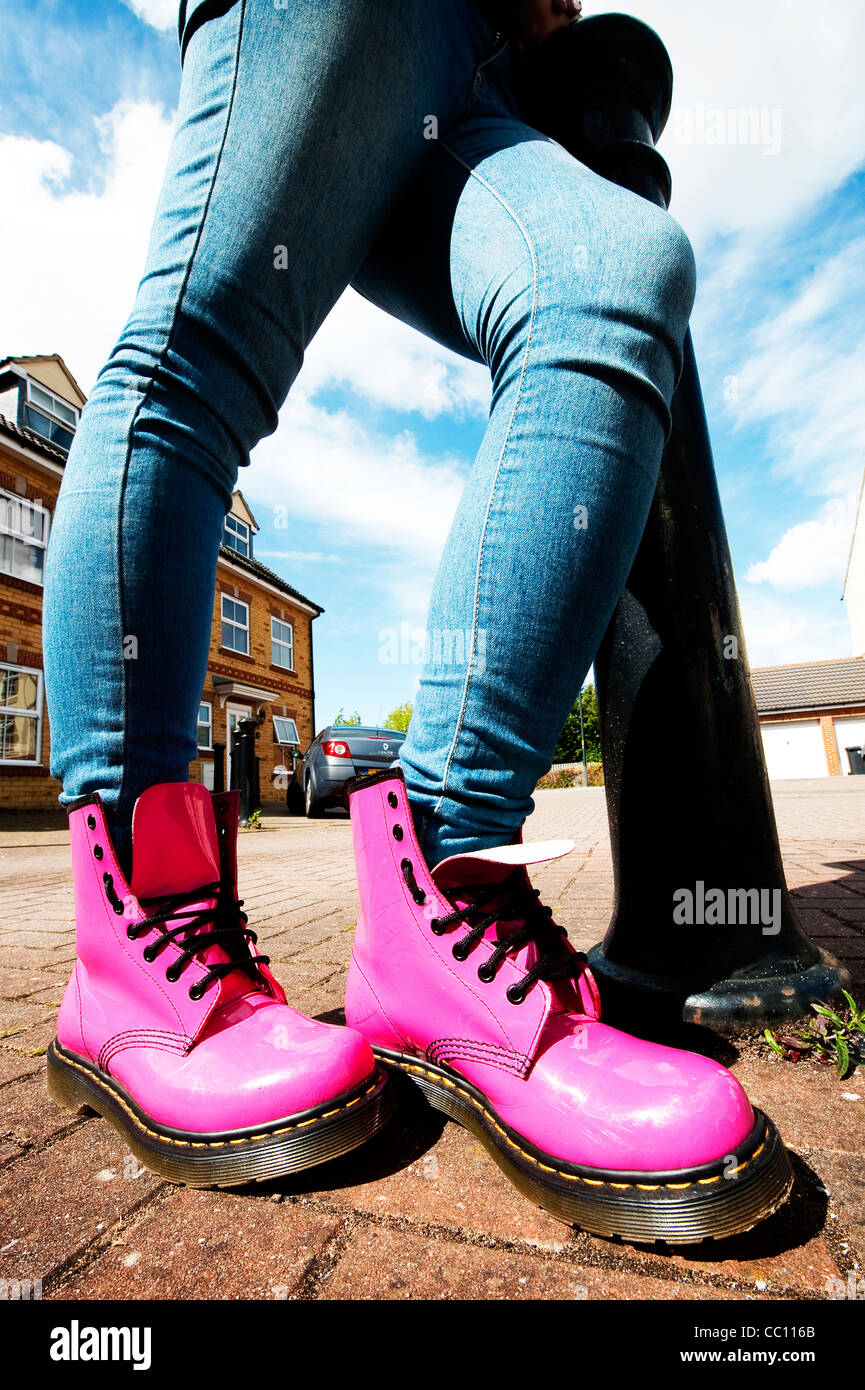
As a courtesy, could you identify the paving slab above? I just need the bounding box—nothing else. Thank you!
[56,1190,343,1300]
[315,1224,747,1301]
[0,1121,161,1286]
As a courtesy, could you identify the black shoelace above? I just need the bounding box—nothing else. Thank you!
[127,881,269,1003]
[401,859,586,1006]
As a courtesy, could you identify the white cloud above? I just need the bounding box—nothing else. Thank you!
[739,586,853,666]
[255,549,343,565]
[623,0,865,250]
[250,393,465,567]
[745,495,858,592]
[0,101,174,392]
[724,239,865,498]
[120,0,178,32]
[299,287,489,420]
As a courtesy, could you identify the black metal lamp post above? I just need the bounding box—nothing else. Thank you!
[509,15,849,1033]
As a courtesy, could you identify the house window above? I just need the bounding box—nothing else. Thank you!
[197,701,213,750]
[23,381,78,451]
[221,595,249,654]
[273,716,300,747]
[0,487,50,586]
[0,663,43,764]
[271,617,294,670]
[223,514,250,557]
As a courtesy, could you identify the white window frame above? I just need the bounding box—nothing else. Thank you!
[271,617,294,671]
[0,486,50,586]
[26,380,79,429]
[221,595,250,655]
[223,514,251,557]
[273,716,300,747]
[197,700,213,750]
[0,662,43,766]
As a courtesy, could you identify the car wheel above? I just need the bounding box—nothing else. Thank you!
[305,776,323,818]
[285,779,304,816]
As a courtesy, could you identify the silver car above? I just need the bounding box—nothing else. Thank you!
[300,725,406,817]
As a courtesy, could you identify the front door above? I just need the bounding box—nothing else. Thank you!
[226,703,250,789]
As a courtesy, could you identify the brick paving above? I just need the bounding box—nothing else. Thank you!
[0,779,863,1301]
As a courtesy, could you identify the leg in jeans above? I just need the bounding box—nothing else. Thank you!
[342,48,795,1242]
[41,0,499,876]
[351,42,696,867]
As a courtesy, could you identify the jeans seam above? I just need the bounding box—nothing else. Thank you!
[431,143,539,818]
[115,0,247,824]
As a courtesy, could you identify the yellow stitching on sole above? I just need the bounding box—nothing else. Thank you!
[51,1047,380,1152]
[393,1057,765,1194]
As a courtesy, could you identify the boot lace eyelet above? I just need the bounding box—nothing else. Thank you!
[142,945,157,964]
[86,814,96,830]
[452,940,470,962]
[387,792,398,808]
[165,965,181,984]
[126,925,137,941]
[400,857,426,905]
[507,983,527,1006]
[93,844,103,860]
[477,961,496,984]
[189,982,205,1002]
[392,824,404,841]
[430,918,447,935]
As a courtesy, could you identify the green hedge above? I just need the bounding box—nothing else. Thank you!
[536,763,604,789]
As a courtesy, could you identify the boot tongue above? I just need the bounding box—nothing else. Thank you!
[130,782,220,900]
[431,840,575,897]
[129,782,261,1010]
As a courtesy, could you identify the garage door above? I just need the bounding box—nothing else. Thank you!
[834,716,865,774]
[760,721,828,779]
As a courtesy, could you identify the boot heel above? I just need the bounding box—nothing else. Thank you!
[46,1041,97,1116]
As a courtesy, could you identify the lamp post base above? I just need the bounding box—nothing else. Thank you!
[586,943,850,1036]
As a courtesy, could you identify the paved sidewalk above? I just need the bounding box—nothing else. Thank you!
[1,780,864,1300]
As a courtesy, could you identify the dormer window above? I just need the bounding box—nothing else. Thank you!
[223,513,251,557]
[23,381,78,452]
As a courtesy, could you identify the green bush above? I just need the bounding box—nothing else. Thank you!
[536,768,575,789]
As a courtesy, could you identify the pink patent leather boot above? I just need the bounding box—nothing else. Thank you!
[47,782,392,1185]
[345,768,793,1243]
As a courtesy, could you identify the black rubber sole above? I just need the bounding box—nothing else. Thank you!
[375,1047,794,1244]
[47,1038,394,1187]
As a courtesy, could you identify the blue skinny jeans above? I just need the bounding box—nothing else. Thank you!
[42,0,696,872]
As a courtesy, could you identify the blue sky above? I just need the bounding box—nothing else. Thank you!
[2,0,864,731]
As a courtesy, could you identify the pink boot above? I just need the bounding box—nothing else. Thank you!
[48,782,392,1185]
[345,768,793,1243]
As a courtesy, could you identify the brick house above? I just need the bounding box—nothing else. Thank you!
[0,354,81,810]
[0,353,322,813]
[194,488,323,805]
[753,657,865,779]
